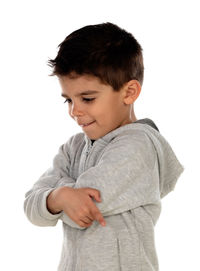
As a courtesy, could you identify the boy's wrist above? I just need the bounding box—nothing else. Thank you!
[47,187,65,214]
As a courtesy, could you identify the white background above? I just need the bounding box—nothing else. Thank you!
[0,0,199,270]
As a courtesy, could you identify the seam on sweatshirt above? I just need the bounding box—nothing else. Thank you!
[117,238,122,271]
[131,210,143,271]
[141,205,155,226]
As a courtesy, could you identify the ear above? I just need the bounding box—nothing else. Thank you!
[123,80,141,105]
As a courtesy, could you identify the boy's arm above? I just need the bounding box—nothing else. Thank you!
[73,132,184,217]
[23,173,76,227]
[73,132,162,216]
[24,134,104,230]
[23,136,78,227]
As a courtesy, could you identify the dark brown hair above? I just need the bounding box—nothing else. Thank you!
[48,22,144,91]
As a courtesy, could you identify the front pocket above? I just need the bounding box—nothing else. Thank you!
[116,229,142,271]
[77,226,121,271]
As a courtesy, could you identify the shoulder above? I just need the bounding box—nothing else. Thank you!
[111,128,154,150]
[62,132,85,153]
[102,128,157,169]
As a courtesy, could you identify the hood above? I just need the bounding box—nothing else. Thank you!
[85,118,184,199]
[90,118,159,145]
[133,118,159,132]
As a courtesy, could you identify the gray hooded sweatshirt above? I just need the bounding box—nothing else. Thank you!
[24,118,184,271]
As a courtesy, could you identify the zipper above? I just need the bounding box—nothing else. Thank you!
[84,140,94,169]
[86,139,94,156]
[85,144,92,157]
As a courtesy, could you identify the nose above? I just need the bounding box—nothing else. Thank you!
[70,102,84,118]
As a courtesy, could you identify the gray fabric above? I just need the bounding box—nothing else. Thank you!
[134,118,159,132]
[24,118,184,271]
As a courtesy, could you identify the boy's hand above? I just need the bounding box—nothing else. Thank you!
[47,187,106,228]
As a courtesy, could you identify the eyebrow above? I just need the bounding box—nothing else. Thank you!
[61,90,100,98]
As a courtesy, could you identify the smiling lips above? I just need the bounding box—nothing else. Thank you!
[79,121,95,127]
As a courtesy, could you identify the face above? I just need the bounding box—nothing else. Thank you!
[59,74,135,140]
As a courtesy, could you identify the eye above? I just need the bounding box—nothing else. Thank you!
[63,98,95,104]
[82,98,95,103]
[63,98,71,104]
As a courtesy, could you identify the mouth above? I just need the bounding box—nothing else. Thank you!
[80,121,95,127]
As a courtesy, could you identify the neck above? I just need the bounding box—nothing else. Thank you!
[129,105,137,122]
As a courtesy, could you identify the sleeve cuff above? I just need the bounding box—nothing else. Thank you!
[38,188,63,221]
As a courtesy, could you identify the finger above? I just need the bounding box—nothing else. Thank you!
[90,206,106,226]
[79,220,93,228]
[96,213,106,226]
[87,199,101,219]
[63,207,93,228]
[68,214,92,228]
[80,215,93,224]
[87,188,102,202]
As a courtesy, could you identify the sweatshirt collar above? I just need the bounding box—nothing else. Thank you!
[84,118,159,146]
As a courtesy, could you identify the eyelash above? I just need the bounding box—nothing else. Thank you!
[63,98,95,104]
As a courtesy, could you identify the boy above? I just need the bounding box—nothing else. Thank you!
[24,22,184,271]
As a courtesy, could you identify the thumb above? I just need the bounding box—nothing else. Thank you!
[87,188,102,202]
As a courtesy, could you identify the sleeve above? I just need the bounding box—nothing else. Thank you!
[74,132,161,217]
[23,135,78,228]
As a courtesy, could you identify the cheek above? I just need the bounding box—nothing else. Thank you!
[68,105,73,117]
[97,106,113,123]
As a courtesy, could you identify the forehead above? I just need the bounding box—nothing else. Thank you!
[58,74,114,97]
[59,74,105,88]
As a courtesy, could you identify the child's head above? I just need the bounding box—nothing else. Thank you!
[48,22,143,140]
[49,22,144,91]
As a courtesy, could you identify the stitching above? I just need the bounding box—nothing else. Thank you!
[131,210,143,271]
[117,238,122,271]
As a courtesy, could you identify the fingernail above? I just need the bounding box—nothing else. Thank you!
[101,221,106,226]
